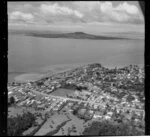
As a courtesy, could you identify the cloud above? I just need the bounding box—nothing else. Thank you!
[99,2,141,22]
[8,1,144,26]
[115,2,139,15]
[62,1,143,24]
[9,11,34,21]
[40,3,83,18]
[73,1,100,12]
[100,2,139,15]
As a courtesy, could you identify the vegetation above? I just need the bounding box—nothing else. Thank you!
[8,96,15,107]
[126,94,135,102]
[28,116,47,136]
[45,119,71,136]
[7,112,36,136]
[36,81,44,86]
[61,83,88,91]
[83,120,143,136]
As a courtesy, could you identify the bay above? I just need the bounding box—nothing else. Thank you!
[8,34,144,81]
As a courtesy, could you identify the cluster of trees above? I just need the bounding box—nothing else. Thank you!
[61,83,87,91]
[8,96,15,107]
[61,83,77,90]
[126,94,135,102]
[83,120,143,136]
[11,82,21,86]
[72,107,79,115]
[36,81,44,86]
[7,112,36,136]
[88,63,102,69]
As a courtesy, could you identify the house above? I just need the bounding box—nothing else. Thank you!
[8,91,13,95]
[107,111,113,116]
[93,114,102,119]
[88,110,94,115]
[104,115,111,120]
[93,104,98,110]
[68,102,74,107]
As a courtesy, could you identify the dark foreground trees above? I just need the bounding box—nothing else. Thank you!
[8,96,15,107]
[7,112,36,136]
[83,120,144,136]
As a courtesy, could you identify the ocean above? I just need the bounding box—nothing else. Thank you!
[8,34,144,81]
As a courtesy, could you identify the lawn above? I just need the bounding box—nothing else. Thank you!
[50,88,75,97]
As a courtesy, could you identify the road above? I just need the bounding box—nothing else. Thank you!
[9,86,144,113]
[30,89,87,103]
[29,88,144,112]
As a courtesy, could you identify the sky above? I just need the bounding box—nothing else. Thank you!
[8,1,145,34]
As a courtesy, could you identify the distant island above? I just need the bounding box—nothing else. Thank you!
[9,30,131,40]
[26,31,130,40]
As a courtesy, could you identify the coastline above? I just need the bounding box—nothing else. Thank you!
[8,63,88,82]
[8,62,144,82]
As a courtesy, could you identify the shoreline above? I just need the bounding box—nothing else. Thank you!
[8,63,144,82]
[8,63,86,82]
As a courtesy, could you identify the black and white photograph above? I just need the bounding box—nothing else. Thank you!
[7,1,145,136]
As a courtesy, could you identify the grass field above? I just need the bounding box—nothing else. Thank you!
[50,88,75,97]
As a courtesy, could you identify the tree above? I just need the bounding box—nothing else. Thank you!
[72,109,78,115]
[7,112,36,136]
[82,120,143,136]
[126,95,135,102]
[8,96,15,106]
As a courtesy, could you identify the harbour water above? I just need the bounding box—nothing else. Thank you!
[8,34,144,81]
